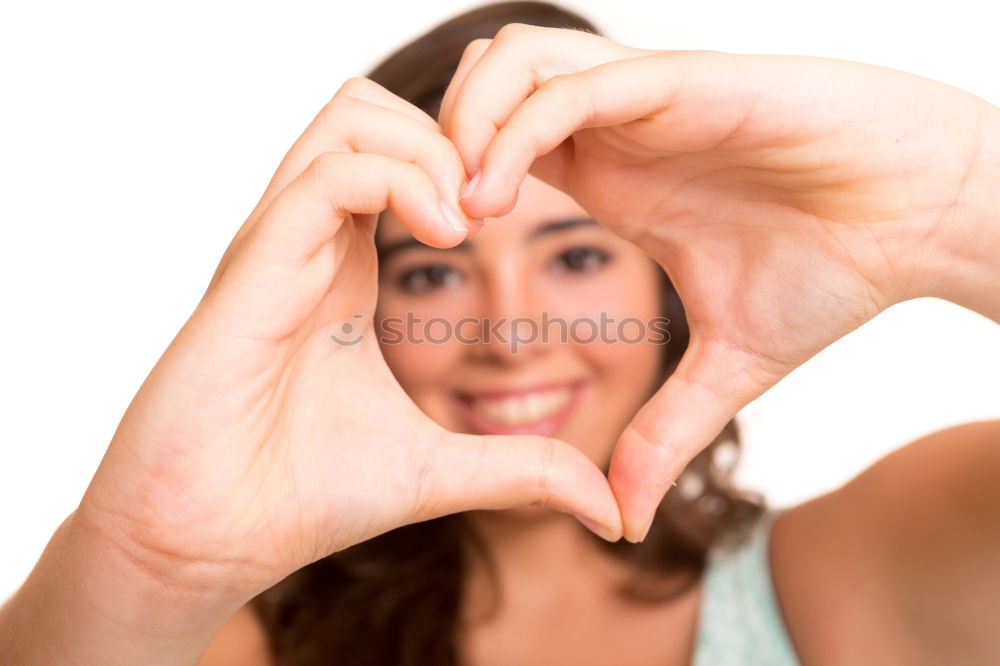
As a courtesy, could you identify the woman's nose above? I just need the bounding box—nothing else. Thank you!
[465,276,552,364]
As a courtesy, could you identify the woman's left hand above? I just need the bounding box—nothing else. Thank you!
[438,24,1000,542]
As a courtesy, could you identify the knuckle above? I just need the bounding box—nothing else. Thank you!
[325,78,386,122]
[540,72,589,123]
[542,71,579,98]
[409,451,435,518]
[335,75,378,99]
[408,428,449,519]
[536,437,556,502]
[307,150,347,183]
[494,22,532,42]
[461,37,491,60]
[319,93,362,122]
[630,417,678,462]
[427,130,461,161]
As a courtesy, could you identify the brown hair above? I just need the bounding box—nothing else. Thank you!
[251,4,765,664]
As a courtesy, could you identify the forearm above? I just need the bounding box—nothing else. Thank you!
[0,510,243,665]
[917,98,1000,324]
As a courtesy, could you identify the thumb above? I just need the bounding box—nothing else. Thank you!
[608,335,784,543]
[421,430,624,542]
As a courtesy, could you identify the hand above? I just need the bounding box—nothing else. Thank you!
[439,24,994,541]
[76,77,623,608]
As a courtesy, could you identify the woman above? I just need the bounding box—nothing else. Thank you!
[3,2,998,665]
[246,5,767,665]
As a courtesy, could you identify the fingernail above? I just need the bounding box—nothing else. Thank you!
[638,516,654,542]
[460,170,481,200]
[627,515,654,544]
[440,200,469,235]
[576,515,617,542]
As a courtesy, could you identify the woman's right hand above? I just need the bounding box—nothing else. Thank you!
[73,78,622,608]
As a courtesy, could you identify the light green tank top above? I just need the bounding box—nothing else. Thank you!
[691,510,800,665]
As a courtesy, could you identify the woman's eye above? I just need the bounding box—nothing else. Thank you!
[552,246,611,274]
[396,264,462,294]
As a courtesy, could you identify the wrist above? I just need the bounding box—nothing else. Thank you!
[912,97,1000,323]
[0,510,247,665]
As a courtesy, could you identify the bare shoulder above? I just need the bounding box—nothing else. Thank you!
[767,419,1000,666]
[196,603,273,666]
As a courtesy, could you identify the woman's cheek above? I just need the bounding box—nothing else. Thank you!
[544,274,659,353]
[377,294,472,413]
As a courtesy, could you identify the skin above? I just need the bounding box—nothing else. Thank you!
[3,25,1000,666]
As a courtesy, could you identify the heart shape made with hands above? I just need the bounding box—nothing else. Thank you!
[89,24,987,595]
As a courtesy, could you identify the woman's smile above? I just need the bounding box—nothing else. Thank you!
[451,380,588,436]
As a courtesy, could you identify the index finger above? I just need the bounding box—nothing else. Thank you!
[439,23,642,178]
[453,49,736,220]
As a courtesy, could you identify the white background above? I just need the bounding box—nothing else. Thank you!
[2,0,999,602]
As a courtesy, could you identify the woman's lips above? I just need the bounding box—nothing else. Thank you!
[451,381,587,437]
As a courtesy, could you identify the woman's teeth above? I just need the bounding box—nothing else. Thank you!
[470,388,572,425]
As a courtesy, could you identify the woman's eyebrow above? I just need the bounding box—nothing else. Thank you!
[528,217,600,240]
[376,217,600,260]
[376,237,471,261]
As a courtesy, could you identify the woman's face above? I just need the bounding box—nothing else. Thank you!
[375,175,664,470]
